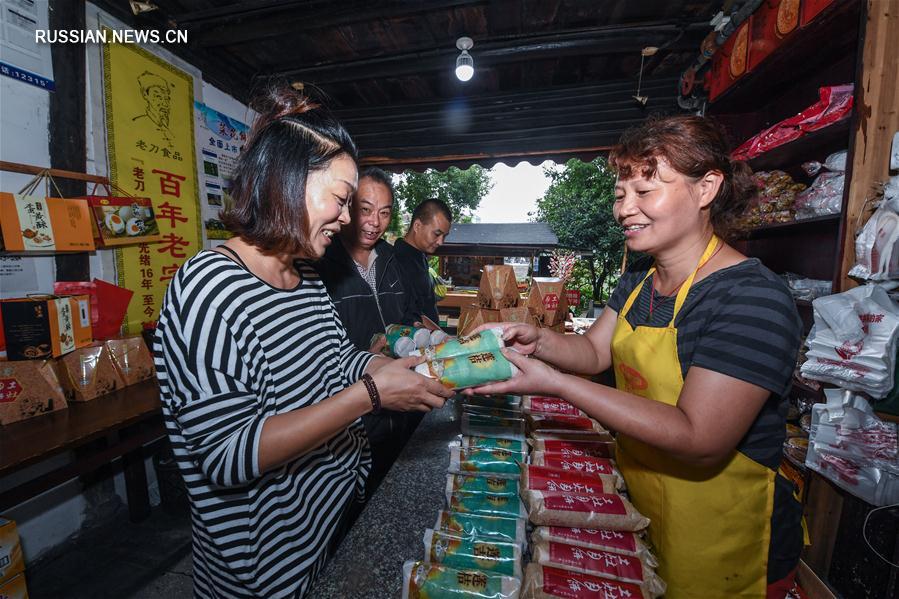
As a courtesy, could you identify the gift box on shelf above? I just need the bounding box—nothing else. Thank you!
[0,359,68,425]
[84,192,160,247]
[478,264,520,309]
[56,343,127,402]
[526,277,569,328]
[0,295,92,360]
[104,336,156,386]
[458,304,500,337]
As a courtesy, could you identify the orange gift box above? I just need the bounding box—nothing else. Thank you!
[0,192,95,252]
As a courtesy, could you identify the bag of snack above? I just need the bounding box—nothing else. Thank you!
[531,527,657,567]
[447,473,519,497]
[530,451,620,480]
[434,510,527,546]
[428,327,504,359]
[522,563,651,599]
[523,396,585,417]
[523,490,649,531]
[402,560,521,599]
[461,413,527,441]
[423,529,523,578]
[520,464,620,495]
[528,414,604,434]
[528,438,615,459]
[448,489,528,519]
[530,540,665,597]
[449,435,526,454]
[464,394,523,410]
[449,446,524,477]
[417,350,519,391]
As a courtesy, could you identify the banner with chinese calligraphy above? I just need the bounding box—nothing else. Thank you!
[194,101,248,240]
[102,37,201,334]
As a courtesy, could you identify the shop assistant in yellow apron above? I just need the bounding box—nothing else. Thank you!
[612,235,774,598]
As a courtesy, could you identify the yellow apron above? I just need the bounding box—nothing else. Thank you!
[612,235,774,598]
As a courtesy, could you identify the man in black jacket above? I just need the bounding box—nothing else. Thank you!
[393,198,453,324]
[316,167,415,493]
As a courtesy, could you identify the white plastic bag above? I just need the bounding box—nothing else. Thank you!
[801,285,899,397]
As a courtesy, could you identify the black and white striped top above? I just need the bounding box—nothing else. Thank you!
[153,250,375,598]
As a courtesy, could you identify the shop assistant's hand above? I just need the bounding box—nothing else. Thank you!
[471,321,542,356]
[466,347,562,397]
[372,355,453,412]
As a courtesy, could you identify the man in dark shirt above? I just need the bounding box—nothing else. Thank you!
[316,167,415,494]
[393,198,453,324]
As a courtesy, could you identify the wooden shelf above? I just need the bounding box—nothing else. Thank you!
[711,0,861,113]
[744,214,841,239]
[746,120,851,173]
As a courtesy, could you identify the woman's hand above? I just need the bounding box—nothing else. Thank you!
[470,321,542,356]
[372,355,453,412]
[465,347,563,397]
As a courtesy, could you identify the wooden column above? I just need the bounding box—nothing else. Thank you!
[838,0,899,291]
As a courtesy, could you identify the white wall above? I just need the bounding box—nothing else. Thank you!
[0,1,248,564]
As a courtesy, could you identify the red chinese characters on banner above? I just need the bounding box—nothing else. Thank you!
[565,289,581,307]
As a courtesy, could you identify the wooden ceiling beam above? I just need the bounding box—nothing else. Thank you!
[191,0,488,47]
[275,22,708,83]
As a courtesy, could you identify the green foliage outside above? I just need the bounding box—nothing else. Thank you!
[390,166,494,236]
[534,157,627,306]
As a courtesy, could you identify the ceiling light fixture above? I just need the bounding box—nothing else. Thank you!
[455,37,474,82]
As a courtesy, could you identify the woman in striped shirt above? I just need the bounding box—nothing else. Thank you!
[153,87,451,598]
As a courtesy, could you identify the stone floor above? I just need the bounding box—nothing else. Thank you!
[26,505,193,599]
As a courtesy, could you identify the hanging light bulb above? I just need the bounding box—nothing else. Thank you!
[455,37,474,82]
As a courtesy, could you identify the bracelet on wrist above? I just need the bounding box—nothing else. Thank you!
[361,373,381,414]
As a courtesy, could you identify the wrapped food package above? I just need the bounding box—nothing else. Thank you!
[447,474,519,497]
[434,510,527,546]
[463,404,524,419]
[461,413,526,441]
[520,464,620,495]
[464,394,523,411]
[523,490,649,531]
[522,563,651,599]
[448,489,527,519]
[458,305,501,338]
[530,451,621,482]
[479,264,520,310]
[530,540,665,597]
[527,414,605,435]
[0,360,67,425]
[449,446,525,478]
[57,343,127,401]
[423,529,522,578]
[104,336,155,385]
[527,278,569,328]
[529,430,614,443]
[522,396,586,417]
[428,328,504,360]
[402,560,521,599]
[528,438,616,459]
[450,435,526,454]
[499,306,537,327]
[416,350,519,391]
[385,324,431,357]
[531,527,657,567]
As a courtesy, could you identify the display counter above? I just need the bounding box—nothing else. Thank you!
[307,401,460,598]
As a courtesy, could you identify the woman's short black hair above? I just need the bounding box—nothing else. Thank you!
[222,86,358,256]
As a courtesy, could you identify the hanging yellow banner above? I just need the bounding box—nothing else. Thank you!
[102,35,201,334]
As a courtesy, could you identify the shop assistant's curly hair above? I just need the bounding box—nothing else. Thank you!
[608,115,757,239]
[222,85,358,256]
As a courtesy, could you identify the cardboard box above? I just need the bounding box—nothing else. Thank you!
[748,0,799,71]
[457,304,500,337]
[527,277,569,328]
[85,195,161,247]
[0,193,94,252]
[0,296,92,360]
[105,337,156,386]
[477,264,520,309]
[57,343,127,402]
[0,573,29,599]
[0,518,24,585]
[499,306,537,327]
[707,19,750,101]
[0,360,68,426]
